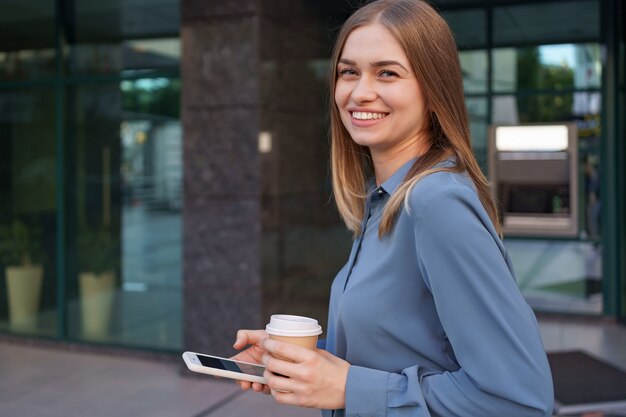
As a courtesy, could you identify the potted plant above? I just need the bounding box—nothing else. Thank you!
[0,220,44,331]
[77,225,120,339]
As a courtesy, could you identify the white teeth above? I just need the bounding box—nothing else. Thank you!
[352,111,386,120]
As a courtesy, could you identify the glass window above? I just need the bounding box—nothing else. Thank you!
[492,44,601,93]
[466,97,488,174]
[493,90,602,315]
[492,92,600,124]
[0,1,56,81]
[505,239,603,314]
[0,87,57,336]
[66,0,180,75]
[460,50,488,94]
[493,1,599,47]
[443,9,486,49]
[577,109,601,239]
[66,78,182,349]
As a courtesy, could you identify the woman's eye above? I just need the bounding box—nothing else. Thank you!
[339,68,357,76]
[379,70,398,78]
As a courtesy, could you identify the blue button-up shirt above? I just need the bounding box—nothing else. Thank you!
[322,158,553,417]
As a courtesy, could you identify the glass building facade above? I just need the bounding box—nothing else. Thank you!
[447,1,605,314]
[0,0,624,355]
[1,0,182,350]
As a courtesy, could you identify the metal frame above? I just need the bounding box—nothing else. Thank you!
[617,0,626,324]
[434,0,595,11]
[600,0,623,319]
[54,0,67,341]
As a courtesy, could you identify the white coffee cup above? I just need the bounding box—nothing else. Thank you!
[265,315,322,358]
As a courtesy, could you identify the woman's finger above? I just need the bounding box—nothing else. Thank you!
[233,329,266,349]
[270,389,301,406]
[264,369,303,394]
[233,330,251,349]
[261,353,299,379]
[251,382,261,392]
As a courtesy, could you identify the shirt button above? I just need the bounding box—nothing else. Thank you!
[377,188,383,194]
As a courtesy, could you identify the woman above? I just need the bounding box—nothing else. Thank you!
[232,1,554,416]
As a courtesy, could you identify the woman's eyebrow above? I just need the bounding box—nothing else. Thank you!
[371,60,408,72]
[338,58,408,72]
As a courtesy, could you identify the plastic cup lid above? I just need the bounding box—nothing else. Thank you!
[265,314,323,337]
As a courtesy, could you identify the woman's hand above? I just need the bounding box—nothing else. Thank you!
[231,329,271,394]
[260,338,351,409]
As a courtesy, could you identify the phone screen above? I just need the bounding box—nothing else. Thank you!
[197,354,265,377]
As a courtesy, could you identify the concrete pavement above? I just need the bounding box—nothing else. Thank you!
[0,341,319,417]
[2,316,626,417]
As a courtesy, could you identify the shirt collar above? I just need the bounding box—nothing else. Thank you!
[367,155,456,197]
[371,157,418,197]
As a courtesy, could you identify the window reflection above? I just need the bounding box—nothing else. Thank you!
[443,9,486,49]
[0,0,55,81]
[492,93,600,124]
[492,44,601,92]
[0,88,57,336]
[506,239,603,314]
[460,50,487,94]
[66,0,180,75]
[466,97,488,173]
[68,38,180,75]
[0,49,57,81]
[493,0,599,47]
[493,88,603,313]
[67,79,182,349]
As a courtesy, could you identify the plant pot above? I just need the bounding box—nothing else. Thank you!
[79,271,116,339]
[5,265,43,330]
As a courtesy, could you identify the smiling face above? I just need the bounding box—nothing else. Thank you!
[334,22,429,159]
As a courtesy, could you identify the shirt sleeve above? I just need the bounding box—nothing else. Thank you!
[343,182,554,417]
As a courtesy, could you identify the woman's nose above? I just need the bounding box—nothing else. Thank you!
[351,77,377,103]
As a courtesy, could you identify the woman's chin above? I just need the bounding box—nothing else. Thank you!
[349,135,383,148]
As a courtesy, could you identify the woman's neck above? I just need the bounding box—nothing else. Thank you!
[371,141,429,186]
[372,155,415,186]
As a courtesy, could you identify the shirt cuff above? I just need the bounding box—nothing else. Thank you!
[345,365,389,417]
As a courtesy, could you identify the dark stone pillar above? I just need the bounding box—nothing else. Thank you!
[181,0,352,356]
[181,0,263,356]
[258,1,352,332]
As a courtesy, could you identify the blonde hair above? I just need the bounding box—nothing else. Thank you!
[329,0,501,238]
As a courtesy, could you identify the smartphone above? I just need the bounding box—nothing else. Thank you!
[182,351,267,384]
